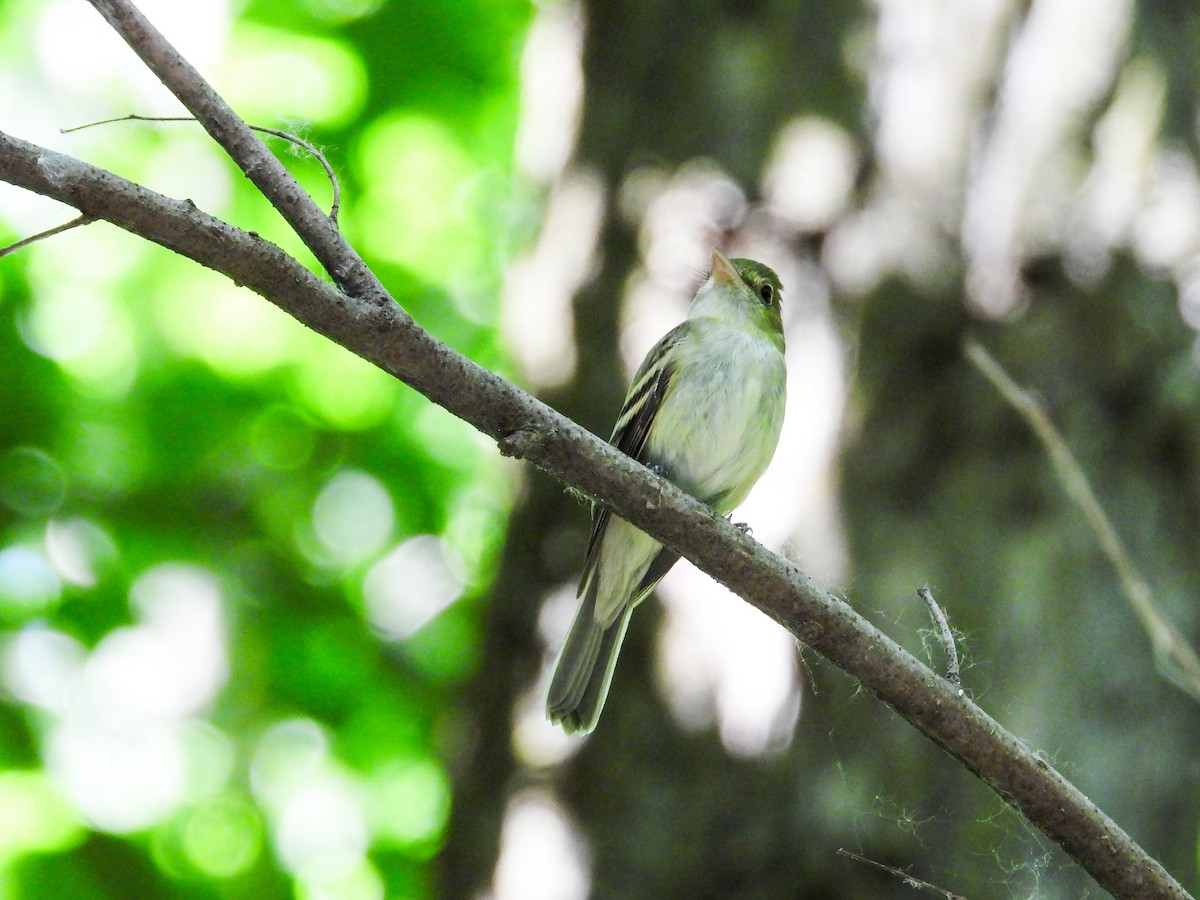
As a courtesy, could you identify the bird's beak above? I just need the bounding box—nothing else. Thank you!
[710,248,740,286]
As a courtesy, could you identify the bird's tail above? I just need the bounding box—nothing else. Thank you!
[546,581,633,735]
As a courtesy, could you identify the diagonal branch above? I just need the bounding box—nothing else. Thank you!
[0,2,1185,896]
[62,114,342,222]
[86,0,372,293]
[0,124,1188,900]
[965,338,1200,701]
[0,213,95,258]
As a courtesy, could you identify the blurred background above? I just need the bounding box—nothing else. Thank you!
[1,0,1199,897]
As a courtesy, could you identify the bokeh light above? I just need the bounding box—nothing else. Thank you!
[0,770,84,863]
[492,792,589,900]
[44,517,118,588]
[362,535,464,641]
[2,626,85,711]
[365,755,451,851]
[353,113,484,285]
[0,0,524,896]
[219,24,368,128]
[179,794,264,878]
[311,469,395,568]
[0,447,67,517]
[252,719,368,874]
[0,546,62,617]
[40,564,228,833]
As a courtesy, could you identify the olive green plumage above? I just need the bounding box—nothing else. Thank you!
[546,249,787,734]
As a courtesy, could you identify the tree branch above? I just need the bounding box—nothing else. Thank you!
[917,586,961,686]
[61,114,342,222]
[1,124,1186,900]
[965,338,1200,703]
[0,213,95,258]
[86,0,369,293]
[0,3,1188,896]
[836,848,967,900]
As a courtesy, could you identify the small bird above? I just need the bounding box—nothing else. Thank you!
[546,248,787,734]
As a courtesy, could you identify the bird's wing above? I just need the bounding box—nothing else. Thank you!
[578,323,687,592]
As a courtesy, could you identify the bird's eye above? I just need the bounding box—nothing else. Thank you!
[759,284,774,305]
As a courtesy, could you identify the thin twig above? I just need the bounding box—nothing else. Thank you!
[837,849,968,899]
[965,338,1200,703]
[0,214,95,259]
[918,586,961,686]
[63,113,341,223]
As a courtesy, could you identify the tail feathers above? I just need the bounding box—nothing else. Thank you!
[546,587,633,735]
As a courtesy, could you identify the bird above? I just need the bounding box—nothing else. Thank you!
[546,248,787,734]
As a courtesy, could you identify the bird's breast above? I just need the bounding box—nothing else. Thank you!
[645,325,785,513]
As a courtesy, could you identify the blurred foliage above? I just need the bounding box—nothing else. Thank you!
[0,0,530,897]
